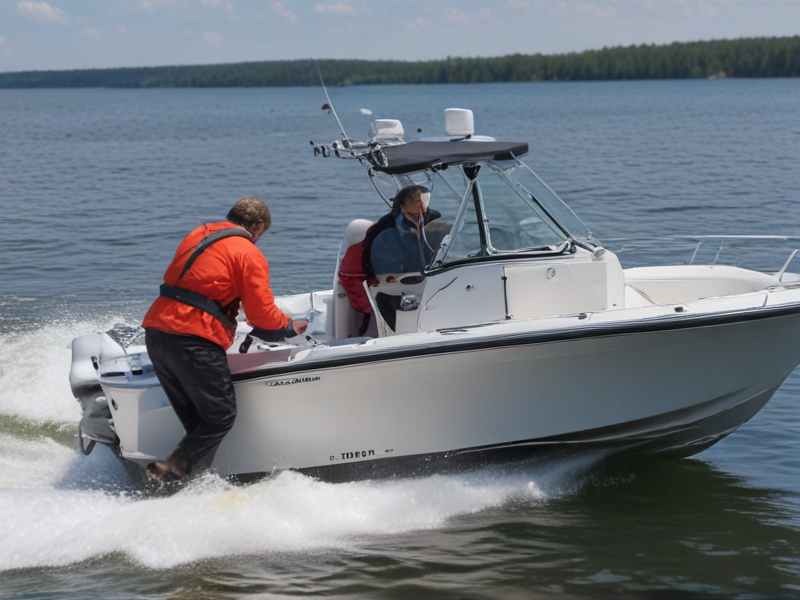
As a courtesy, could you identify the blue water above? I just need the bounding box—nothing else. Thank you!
[1,80,800,598]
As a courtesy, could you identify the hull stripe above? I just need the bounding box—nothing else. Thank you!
[232,302,800,382]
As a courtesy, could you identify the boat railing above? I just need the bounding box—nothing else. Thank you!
[603,235,800,277]
[777,249,800,283]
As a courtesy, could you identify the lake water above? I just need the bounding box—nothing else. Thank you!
[1,79,800,599]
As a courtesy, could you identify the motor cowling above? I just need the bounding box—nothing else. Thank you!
[70,333,127,454]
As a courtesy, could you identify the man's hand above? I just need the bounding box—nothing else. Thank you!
[291,319,309,335]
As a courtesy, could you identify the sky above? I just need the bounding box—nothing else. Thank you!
[0,0,798,72]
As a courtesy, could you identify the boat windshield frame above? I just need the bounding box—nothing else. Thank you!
[360,150,601,275]
[505,156,597,245]
[422,159,586,272]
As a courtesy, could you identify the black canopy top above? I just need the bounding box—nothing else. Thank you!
[371,141,529,175]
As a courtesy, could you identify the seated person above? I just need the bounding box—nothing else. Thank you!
[337,219,374,336]
[370,186,437,274]
[369,186,438,330]
[362,185,440,280]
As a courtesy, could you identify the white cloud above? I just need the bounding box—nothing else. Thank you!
[617,0,720,14]
[406,15,432,28]
[82,27,103,40]
[116,25,128,35]
[313,3,357,15]
[203,30,222,47]
[695,2,719,17]
[575,2,616,18]
[551,0,568,15]
[677,0,720,18]
[137,0,180,10]
[546,0,619,18]
[200,0,234,11]
[0,35,12,55]
[269,1,298,22]
[441,6,469,24]
[16,1,68,23]
[504,0,531,9]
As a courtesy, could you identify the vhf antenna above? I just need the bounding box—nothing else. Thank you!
[316,62,351,148]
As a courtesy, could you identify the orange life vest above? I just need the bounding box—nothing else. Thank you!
[142,221,290,349]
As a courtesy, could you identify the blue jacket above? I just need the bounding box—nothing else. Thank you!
[370,213,435,275]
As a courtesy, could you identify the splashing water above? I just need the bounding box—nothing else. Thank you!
[0,318,135,425]
[0,452,602,572]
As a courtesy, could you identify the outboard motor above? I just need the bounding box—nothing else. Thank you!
[69,333,127,454]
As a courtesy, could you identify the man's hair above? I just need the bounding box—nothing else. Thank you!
[227,196,272,231]
[392,185,431,215]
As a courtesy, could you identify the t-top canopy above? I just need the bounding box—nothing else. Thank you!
[371,141,529,175]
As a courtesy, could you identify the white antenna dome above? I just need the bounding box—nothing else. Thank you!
[445,108,474,137]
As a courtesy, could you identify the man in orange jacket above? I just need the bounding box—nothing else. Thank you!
[142,196,308,485]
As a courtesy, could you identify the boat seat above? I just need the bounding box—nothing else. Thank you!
[333,219,375,340]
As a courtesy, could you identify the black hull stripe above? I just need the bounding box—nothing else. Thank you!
[232,429,694,484]
[231,302,800,382]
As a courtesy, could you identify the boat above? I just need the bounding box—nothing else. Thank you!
[69,108,800,483]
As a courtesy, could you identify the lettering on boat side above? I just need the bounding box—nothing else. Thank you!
[330,450,376,461]
[266,376,321,387]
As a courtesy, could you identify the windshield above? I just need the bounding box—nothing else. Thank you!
[431,163,571,267]
[368,157,593,272]
[480,163,570,252]
[500,159,596,243]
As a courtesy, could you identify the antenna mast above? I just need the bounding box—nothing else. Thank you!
[316,63,350,148]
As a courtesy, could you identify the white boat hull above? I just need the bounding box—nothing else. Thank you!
[96,303,800,480]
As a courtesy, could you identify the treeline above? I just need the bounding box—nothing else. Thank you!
[1,36,799,88]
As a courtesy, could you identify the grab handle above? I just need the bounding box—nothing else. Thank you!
[776,249,800,282]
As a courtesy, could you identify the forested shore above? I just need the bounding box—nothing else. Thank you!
[1,36,798,88]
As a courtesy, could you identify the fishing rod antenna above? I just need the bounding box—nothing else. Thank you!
[315,62,351,149]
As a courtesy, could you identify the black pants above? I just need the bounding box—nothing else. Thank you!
[145,328,236,475]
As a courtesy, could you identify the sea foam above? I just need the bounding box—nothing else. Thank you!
[0,452,601,571]
[0,318,129,424]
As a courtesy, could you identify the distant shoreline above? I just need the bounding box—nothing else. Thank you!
[1,36,798,89]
